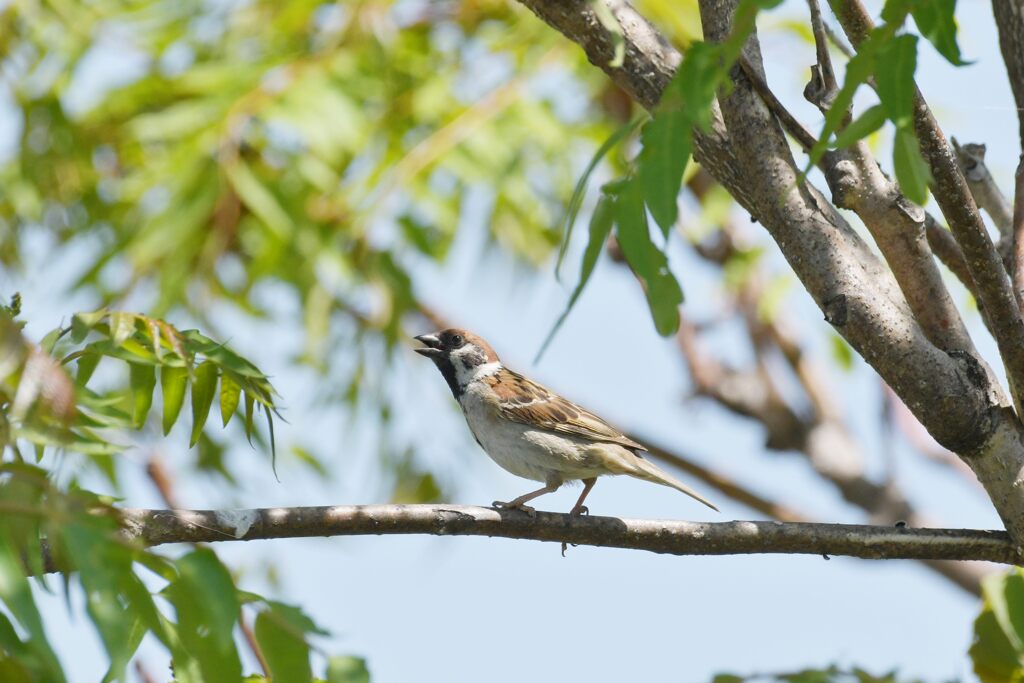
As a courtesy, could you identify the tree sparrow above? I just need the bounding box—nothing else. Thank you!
[414,328,717,515]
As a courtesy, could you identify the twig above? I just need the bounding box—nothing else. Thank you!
[738,56,818,152]
[804,0,840,112]
[824,21,854,59]
[952,139,1014,261]
[114,504,1018,564]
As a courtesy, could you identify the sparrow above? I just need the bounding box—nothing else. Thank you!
[414,328,717,516]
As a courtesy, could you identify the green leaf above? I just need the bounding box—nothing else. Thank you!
[110,312,136,346]
[912,0,968,65]
[164,549,242,683]
[970,569,1024,683]
[0,536,65,682]
[61,521,158,683]
[225,162,294,239]
[832,104,888,150]
[220,373,241,427]
[538,191,616,361]
[327,657,371,683]
[129,363,157,429]
[70,311,106,343]
[161,366,188,435]
[254,601,327,683]
[875,34,918,127]
[892,126,932,204]
[76,354,101,385]
[614,177,683,335]
[638,105,691,236]
[266,406,278,480]
[189,362,218,447]
[244,391,255,444]
[556,118,641,278]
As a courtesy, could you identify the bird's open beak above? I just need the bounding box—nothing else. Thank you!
[413,333,443,359]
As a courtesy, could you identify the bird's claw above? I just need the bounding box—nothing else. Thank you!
[492,501,536,516]
[569,505,589,517]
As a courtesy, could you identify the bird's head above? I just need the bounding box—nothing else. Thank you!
[414,328,501,397]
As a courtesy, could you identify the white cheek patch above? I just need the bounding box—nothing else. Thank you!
[450,345,500,386]
[468,361,501,381]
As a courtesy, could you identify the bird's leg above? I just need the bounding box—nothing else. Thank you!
[493,482,560,516]
[568,478,597,517]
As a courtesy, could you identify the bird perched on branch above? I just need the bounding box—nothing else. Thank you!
[414,328,717,516]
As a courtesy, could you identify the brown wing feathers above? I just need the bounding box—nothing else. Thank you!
[486,370,645,451]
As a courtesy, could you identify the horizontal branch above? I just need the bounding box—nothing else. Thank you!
[118,504,1019,564]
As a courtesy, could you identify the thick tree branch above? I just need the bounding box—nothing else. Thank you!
[116,504,1017,564]
[824,142,975,354]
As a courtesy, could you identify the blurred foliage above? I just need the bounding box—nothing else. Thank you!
[1,307,278,466]
[712,667,928,683]
[0,460,350,682]
[971,568,1024,682]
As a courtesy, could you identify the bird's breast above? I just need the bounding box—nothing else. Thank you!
[458,384,609,483]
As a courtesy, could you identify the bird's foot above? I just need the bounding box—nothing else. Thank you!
[569,504,589,517]
[492,500,536,517]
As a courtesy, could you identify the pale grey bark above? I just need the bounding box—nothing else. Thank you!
[116,504,1018,564]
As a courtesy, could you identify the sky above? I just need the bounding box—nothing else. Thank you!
[2,1,1020,681]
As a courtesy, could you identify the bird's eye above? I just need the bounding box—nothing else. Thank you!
[451,334,464,347]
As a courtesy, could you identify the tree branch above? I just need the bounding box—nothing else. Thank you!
[952,139,1014,254]
[115,504,1017,564]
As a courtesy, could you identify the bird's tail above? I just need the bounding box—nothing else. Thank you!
[630,457,719,512]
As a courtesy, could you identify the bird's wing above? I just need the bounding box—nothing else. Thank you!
[488,369,646,451]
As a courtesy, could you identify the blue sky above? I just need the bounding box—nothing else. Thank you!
[2,1,1019,681]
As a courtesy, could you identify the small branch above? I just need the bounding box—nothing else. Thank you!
[804,0,840,112]
[738,56,819,152]
[116,504,1018,564]
[823,142,975,353]
[924,214,977,299]
[952,139,1014,260]
[824,20,854,59]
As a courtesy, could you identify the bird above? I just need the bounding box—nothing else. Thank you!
[413,327,718,516]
